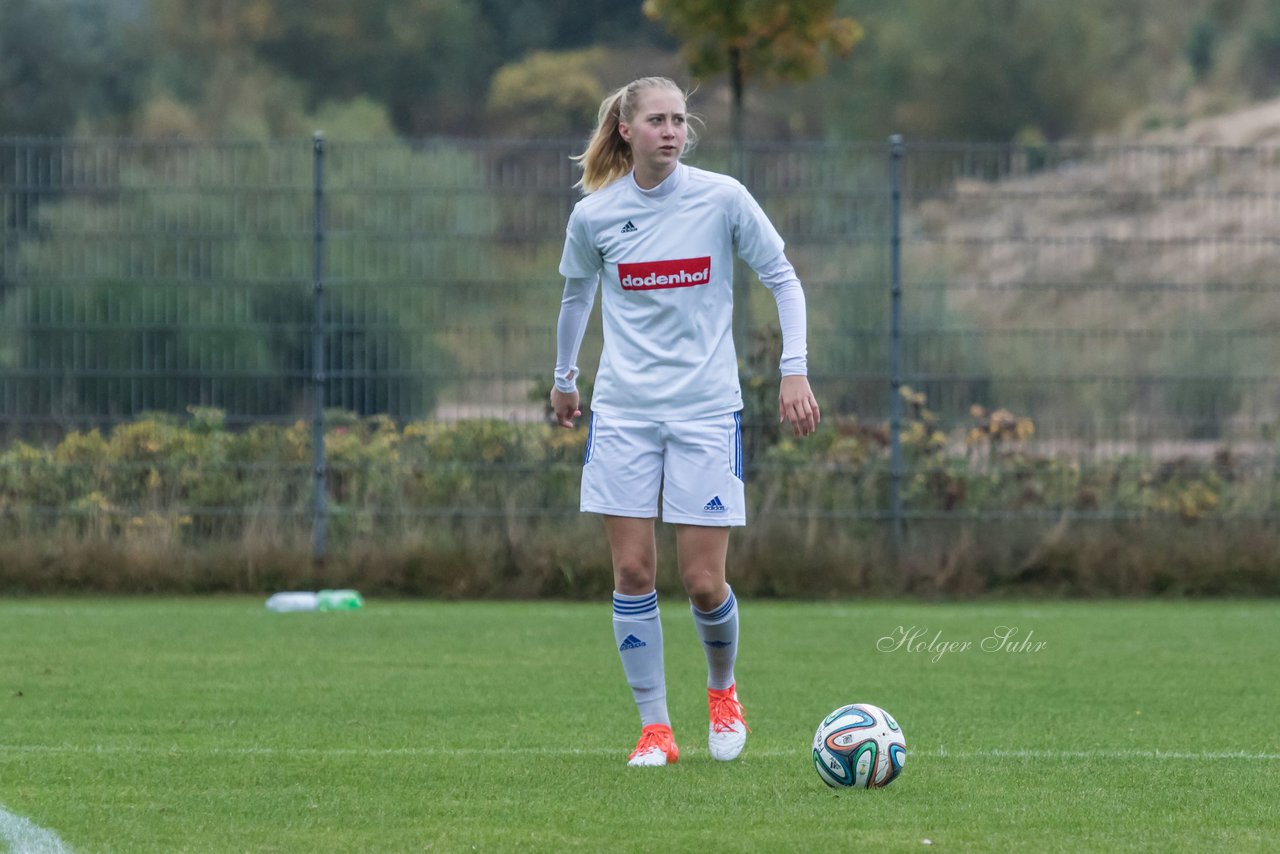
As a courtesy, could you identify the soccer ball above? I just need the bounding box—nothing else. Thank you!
[812,703,906,788]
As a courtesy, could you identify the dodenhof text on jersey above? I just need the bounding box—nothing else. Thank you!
[618,257,712,291]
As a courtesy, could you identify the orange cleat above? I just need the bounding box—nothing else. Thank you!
[627,723,680,767]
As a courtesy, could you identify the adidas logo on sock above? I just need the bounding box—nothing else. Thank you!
[619,634,647,650]
[703,496,727,513]
[620,220,638,233]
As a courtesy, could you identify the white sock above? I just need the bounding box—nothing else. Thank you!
[691,587,738,691]
[612,590,669,728]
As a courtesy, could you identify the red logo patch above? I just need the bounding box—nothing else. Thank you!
[619,257,712,291]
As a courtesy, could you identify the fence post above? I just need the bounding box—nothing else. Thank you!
[888,135,905,558]
[311,132,328,564]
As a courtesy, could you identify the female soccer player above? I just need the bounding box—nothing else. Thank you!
[550,76,819,767]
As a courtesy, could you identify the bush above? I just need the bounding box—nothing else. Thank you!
[0,398,1276,597]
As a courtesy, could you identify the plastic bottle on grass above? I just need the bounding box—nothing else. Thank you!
[265,592,319,612]
[317,589,364,611]
[265,590,363,612]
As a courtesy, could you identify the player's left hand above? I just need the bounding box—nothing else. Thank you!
[779,375,820,438]
[550,387,581,428]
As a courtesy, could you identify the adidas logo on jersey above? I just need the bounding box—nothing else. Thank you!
[619,634,648,651]
[704,496,727,513]
[620,220,638,233]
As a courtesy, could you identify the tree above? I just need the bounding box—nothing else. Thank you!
[1242,0,1280,96]
[486,49,610,138]
[642,0,862,164]
[893,0,1126,141]
[0,0,149,136]
[146,0,499,136]
[811,0,1195,142]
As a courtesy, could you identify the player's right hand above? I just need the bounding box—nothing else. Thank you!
[550,388,581,428]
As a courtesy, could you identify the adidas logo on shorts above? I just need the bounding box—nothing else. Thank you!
[703,496,727,513]
[619,634,647,651]
[620,220,638,233]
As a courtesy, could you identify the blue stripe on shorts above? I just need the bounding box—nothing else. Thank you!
[733,411,744,481]
[583,412,596,465]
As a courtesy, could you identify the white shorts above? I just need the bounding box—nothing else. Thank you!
[580,411,746,526]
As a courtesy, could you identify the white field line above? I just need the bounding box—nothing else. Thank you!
[946,748,1280,761]
[1,743,1278,761]
[0,804,73,854]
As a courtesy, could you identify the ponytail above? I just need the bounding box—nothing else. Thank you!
[572,87,632,193]
[571,77,696,193]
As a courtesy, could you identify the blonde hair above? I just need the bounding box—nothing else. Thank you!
[571,77,698,193]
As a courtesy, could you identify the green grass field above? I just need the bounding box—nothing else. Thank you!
[2,597,1278,852]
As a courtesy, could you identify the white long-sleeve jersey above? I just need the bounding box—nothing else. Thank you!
[554,163,808,421]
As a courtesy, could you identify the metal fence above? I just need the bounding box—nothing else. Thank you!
[2,135,1278,551]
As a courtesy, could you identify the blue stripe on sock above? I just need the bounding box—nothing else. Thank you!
[613,603,658,616]
[613,592,658,617]
[696,590,736,622]
[613,592,657,606]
